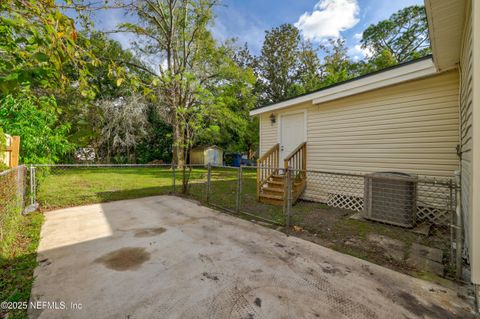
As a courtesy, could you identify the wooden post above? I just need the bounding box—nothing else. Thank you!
[256,159,260,200]
[10,136,20,167]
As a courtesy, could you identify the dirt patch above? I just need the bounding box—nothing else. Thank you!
[289,202,455,281]
[134,227,167,237]
[95,247,150,271]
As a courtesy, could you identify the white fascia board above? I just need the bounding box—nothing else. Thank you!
[250,58,437,116]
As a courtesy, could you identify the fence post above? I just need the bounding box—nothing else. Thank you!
[454,171,463,280]
[285,168,292,230]
[236,166,242,213]
[172,165,176,194]
[206,163,212,204]
[30,165,36,206]
[449,178,455,267]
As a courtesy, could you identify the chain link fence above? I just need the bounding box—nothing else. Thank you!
[27,163,462,277]
[0,165,27,255]
[286,168,461,277]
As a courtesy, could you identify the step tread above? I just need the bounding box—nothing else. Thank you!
[267,180,284,185]
[259,193,283,200]
[263,187,283,193]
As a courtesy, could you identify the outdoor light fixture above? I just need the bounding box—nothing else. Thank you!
[269,113,276,124]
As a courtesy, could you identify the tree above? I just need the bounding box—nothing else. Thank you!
[256,24,302,104]
[58,32,152,158]
[321,38,357,86]
[118,0,220,171]
[194,43,257,154]
[297,41,323,93]
[98,95,149,163]
[361,5,431,68]
[0,94,72,164]
[0,0,99,98]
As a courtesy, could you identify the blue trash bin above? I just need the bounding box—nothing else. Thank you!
[232,154,242,167]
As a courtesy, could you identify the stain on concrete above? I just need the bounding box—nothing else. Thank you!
[134,227,166,238]
[202,272,219,281]
[397,291,464,318]
[321,266,340,274]
[274,243,286,248]
[38,258,51,267]
[95,247,150,271]
[254,297,261,307]
[362,264,374,276]
[198,253,213,264]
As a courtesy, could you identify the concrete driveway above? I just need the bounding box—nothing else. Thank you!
[30,196,474,319]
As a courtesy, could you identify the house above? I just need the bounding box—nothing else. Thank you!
[189,145,224,166]
[251,0,479,294]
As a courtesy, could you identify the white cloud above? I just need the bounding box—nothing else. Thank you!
[350,44,373,59]
[353,32,363,40]
[295,0,360,41]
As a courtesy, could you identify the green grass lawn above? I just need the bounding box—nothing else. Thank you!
[37,167,185,210]
[36,166,287,224]
[0,212,43,319]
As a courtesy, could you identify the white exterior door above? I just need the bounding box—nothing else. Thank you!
[280,112,306,163]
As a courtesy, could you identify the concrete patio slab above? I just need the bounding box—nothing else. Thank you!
[30,196,474,319]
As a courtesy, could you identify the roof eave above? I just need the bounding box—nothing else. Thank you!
[250,58,437,116]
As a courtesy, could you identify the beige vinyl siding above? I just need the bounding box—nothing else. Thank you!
[460,0,474,271]
[259,113,278,155]
[307,71,459,176]
[257,71,460,205]
[258,71,459,176]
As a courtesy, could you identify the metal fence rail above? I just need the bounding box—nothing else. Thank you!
[30,164,463,275]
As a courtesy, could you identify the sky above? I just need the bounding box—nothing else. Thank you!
[89,0,424,61]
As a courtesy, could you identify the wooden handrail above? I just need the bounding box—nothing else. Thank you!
[284,142,306,176]
[283,142,307,202]
[258,143,279,162]
[283,142,306,166]
[256,144,280,200]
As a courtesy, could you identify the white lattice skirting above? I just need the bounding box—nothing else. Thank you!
[324,193,452,226]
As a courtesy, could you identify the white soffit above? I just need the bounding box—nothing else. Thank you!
[425,0,466,71]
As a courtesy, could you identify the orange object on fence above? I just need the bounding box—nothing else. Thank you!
[4,136,20,168]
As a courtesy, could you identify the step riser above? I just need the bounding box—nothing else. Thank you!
[262,189,284,196]
[267,182,284,188]
[259,198,284,206]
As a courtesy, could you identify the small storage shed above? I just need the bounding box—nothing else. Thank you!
[189,146,223,166]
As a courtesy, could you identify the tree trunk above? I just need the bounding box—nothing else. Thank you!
[173,122,185,168]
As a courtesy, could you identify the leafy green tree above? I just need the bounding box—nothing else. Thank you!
[321,38,357,86]
[58,32,152,157]
[136,107,173,164]
[119,0,257,169]
[195,43,257,153]
[297,41,323,93]
[0,94,73,163]
[361,5,431,68]
[256,24,301,104]
[0,0,99,97]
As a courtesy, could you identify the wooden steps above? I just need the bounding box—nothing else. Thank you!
[258,175,306,206]
[257,142,307,207]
